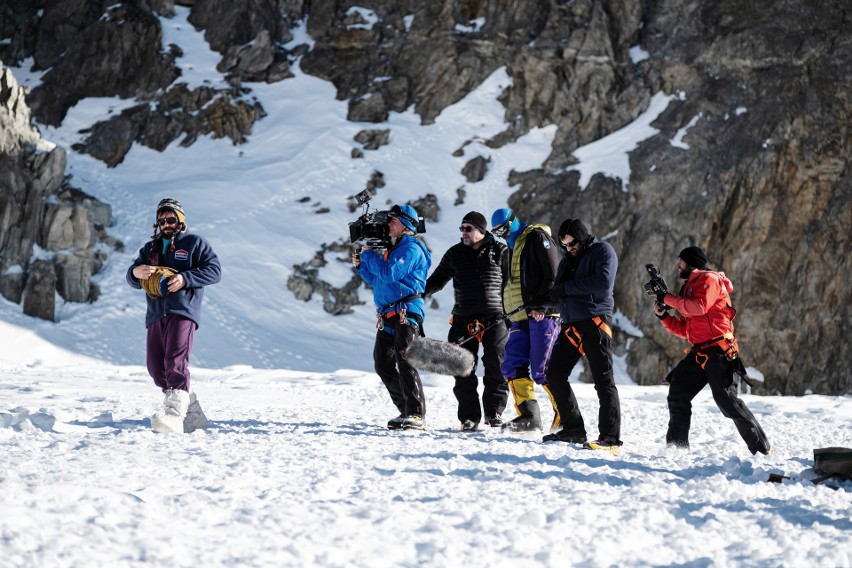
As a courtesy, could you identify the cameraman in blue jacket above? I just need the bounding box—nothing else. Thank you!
[353,204,432,430]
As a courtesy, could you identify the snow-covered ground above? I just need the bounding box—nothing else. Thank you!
[2,8,850,567]
[1,334,849,567]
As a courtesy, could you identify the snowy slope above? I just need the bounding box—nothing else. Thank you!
[1,344,849,567]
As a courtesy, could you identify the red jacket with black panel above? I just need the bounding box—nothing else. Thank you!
[660,269,736,345]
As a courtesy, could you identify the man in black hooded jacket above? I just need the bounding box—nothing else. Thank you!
[543,218,622,452]
[425,211,510,431]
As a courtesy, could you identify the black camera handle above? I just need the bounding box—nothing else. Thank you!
[644,264,672,310]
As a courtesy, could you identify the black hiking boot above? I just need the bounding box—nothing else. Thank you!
[401,415,425,430]
[542,429,587,444]
[502,399,542,432]
[486,416,503,428]
[460,419,479,432]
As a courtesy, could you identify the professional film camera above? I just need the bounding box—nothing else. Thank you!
[644,264,672,310]
[348,190,425,250]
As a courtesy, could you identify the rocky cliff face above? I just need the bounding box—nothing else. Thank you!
[295,0,851,396]
[1,0,848,394]
[0,63,119,321]
[298,0,851,395]
[618,0,851,397]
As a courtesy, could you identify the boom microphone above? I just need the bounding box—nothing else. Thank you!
[404,337,475,377]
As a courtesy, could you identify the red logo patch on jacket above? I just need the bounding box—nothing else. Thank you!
[174,249,189,261]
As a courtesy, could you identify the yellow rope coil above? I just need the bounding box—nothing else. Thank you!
[141,266,178,298]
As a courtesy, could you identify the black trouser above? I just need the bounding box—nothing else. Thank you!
[374,314,426,417]
[666,347,770,454]
[544,317,621,443]
[447,313,509,423]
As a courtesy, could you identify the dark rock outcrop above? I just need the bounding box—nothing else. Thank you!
[22,259,56,321]
[71,83,264,167]
[287,242,364,316]
[607,0,849,396]
[1,63,119,321]
[189,0,302,82]
[354,129,391,151]
[26,2,181,127]
[461,155,489,183]
[1,1,267,168]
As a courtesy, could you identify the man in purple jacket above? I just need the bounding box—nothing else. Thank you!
[490,208,562,433]
[127,198,222,433]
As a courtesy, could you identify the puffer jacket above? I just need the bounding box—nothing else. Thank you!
[661,269,736,344]
[424,233,508,316]
[358,234,432,318]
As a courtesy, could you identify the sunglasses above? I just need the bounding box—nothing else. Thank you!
[157,217,179,226]
[492,224,510,238]
[560,239,579,249]
[459,225,476,233]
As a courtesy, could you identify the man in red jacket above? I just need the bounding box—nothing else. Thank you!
[651,246,770,455]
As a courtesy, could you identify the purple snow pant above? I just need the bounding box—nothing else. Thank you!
[147,314,196,392]
[501,318,560,383]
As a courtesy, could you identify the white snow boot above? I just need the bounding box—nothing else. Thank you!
[183,392,209,433]
[151,389,190,433]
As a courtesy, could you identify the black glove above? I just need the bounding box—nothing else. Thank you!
[549,284,567,302]
[644,278,670,310]
[643,278,667,298]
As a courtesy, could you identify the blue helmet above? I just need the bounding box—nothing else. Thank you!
[491,208,519,239]
[390,204,420,232]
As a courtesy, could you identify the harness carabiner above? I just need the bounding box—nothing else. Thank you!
[467,319,485,342]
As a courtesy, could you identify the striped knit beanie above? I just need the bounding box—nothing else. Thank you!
[157,198,186,223]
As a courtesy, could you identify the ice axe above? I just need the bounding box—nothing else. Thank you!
[404,305,527,376]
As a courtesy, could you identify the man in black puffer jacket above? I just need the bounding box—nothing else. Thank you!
[425,211,510,431]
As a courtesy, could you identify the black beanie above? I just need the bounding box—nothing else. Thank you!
[679,246,708,269]
[462,211,488,234]
[558,218,590,244]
